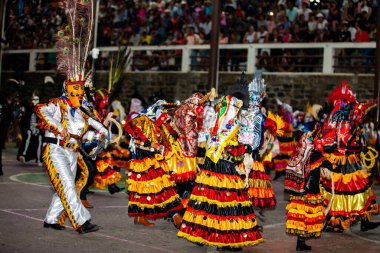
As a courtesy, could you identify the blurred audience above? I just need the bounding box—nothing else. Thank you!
[4,0,377,50]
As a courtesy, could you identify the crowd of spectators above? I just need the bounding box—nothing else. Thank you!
[4,0,377,49]
[3,0,377,72]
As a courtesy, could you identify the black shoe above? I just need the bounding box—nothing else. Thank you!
[296,237,312,251]
[43,222,65,230]
[273,170,285,181]
[195,242,204,247]
[77,221,99,234]
[361,219,380,232]
[0,167,3,176]
[324,226,343,233]
[108,184,124,194]
[217,246,242,252]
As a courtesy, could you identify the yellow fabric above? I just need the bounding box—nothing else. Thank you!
[96,160,111,173]
[129,158,163,173]
[93,171,122,189]
[248,188,275,199]
[248,178,273,190]
[129,194,180,209]
[76,154,89,195]
[326,169,370,184]
[286,202,325,214]
[183,212,258,231]
[286,220,324,233]
[267,111,286,137]
[251,160,265,172]
[189,194,252,208]
[321,187,375,213]
[167,155,197,175]
[206,127,239,164]
[324,153,360,167]
[195,170,246,190]
[177,231,264,248]
[127,174,175,194]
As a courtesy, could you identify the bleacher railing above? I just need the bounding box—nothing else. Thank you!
[0,42,376,74]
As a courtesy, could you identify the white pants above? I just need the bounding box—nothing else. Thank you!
[44,144,90,228]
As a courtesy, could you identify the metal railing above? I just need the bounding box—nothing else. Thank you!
[0,42,376,74]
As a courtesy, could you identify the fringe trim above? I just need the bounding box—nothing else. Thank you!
[42,144,79,230]
[129,157,165,173]
[127,175,175,194]
[286,220,324,233]
[323,153,360,166]
[322,189,378,217]
[286,228,322,238]
[171,171,197,183]
[195,170,246,190]
[76,154,89,196]
[96,159,112,173]
[248,187,275,199]
[191,186,251,203]
[93,171,122,189]
[129,194,182,209]
[177,230,264,248]
[183,212,258,231]
[189,194,252,208]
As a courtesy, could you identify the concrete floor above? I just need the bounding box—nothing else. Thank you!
[0,143,379,253]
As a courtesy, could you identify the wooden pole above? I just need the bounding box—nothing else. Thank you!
[208,0,221,92]
[0,0,6,87]
[375,0,380,125]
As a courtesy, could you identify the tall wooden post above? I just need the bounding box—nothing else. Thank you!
[375,0,380,125]
[208,0,221,92]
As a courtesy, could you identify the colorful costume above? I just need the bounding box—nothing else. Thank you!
[91,89,123,192]
[170,92,213,208]
[315,81,379,232]
[178,96,263,251]
[238,77,277,210]
[18,95,43,166]
[125,101,183,227]
[273,98,295,180]
[36,85,108,232]
[285,130,325,251]
[36,0,107,233]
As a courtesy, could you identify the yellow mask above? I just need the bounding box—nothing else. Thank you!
[66,82,84,108]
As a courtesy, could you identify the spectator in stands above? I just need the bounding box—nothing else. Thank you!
[298,1,312,21]
[278,49,295,72]
[307,13,318,40]
[256,50,271,75]
[266,12,277,33]
[256,25,269,43]
[282,27,293,43]
[243,25,257,43]
[186,26,201,70]
[316,13,329,33]
[3,0,376,73]
[286,0,298,23]
[219,30,230,71]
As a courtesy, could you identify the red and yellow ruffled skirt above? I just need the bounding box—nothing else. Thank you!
[127,154,183,219]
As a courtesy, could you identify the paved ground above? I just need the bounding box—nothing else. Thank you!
[0,143,380,253]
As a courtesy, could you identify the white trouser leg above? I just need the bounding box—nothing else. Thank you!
[44,144,90,228]
[22,130,32,156]
[37,135,42,163]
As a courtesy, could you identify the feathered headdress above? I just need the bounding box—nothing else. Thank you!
[266,111,286,137]
[327,80,357,105]
[56,0,94,85]
[108,47,131,95]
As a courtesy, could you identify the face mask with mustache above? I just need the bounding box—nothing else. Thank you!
[66,83,84,108]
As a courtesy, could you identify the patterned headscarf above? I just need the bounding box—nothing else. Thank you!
[206,96,242,163]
